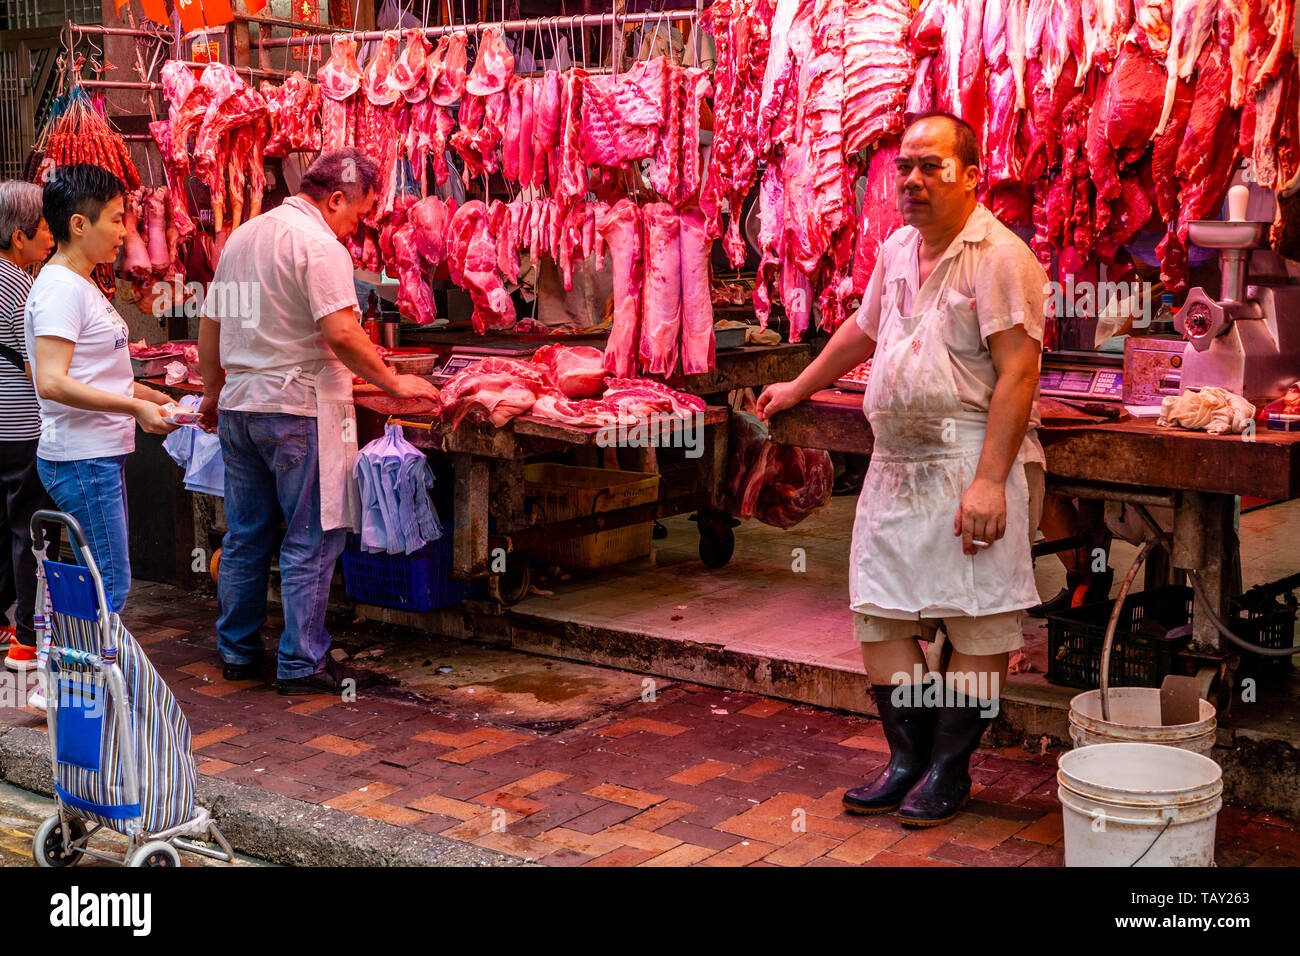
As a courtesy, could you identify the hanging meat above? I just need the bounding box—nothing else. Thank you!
[318,35,364,149]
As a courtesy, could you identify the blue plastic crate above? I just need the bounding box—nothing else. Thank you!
[342,532,479,612]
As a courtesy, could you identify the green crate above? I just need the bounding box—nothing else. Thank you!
[1046,586,1194,689]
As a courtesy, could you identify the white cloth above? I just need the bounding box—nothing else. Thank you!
[307,362,362,533]
[1158,387,1257,435]
[850,221,1038,620]
[855,203,1048,465]
[206,196,360,416]
[24,263,135,461]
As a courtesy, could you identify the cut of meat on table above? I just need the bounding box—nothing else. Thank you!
[428,32,469,105]
[678,206,716,375]
[841,0,914,156]
[597,199,642,379]
[1154,0,1217,135]
[465,26,514,96]
[447,199,515,333]
[440,357,547,428]
[851,141,902,298]
[531,344,609,399]
[601,378,707,421]
[639,202,683,377]
[318,35,364,149]
[529,389,621,428]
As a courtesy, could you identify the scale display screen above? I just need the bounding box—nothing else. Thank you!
[1040,365,1124,401]
[440,354,487,377]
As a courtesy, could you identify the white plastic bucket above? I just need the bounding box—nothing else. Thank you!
[1057,743,1223,867]
[1069,688,1217,756]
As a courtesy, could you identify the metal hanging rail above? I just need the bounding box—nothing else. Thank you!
[253,8,702,51]
[68,23,171,40]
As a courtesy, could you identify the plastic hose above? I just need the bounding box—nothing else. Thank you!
[1099,537,1155,723]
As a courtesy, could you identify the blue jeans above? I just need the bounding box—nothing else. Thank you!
[217,411,344,680]
[36,455,130,614]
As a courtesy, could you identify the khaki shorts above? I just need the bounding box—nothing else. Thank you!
[1025,460,1045,544]
[854,610,1026,655]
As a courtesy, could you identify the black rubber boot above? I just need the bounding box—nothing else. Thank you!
[1027,567,1114,617]
[897,690,996,827]
[842,683,936,815]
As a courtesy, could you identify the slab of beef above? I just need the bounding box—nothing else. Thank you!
[851,141,902,298]
[597,199,642,379]
[262,72,320,156]
[429,32,469,105]
[391,221,437,325]
[701,0,776,267]
[678,206,716,375]
[638,202,683,377]
[447,199,515,332]
[531,344,609,399]
[365,32,402,106]
[440,357,547,428]
[529,389,621,427]
[579,58,666,168]
[724,410,833,529]
[842,0,913,155]
[1080,0,1134,76]
[392,29,430,102]
[465,27,514,96]
[318,35,364,149]
[1155,0,1217,135]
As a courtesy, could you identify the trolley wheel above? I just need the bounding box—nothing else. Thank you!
[210,547,221,583]
[33,815,87,868]
[129,841,181,868]
[699,525,735,569]
[489,556,531,606]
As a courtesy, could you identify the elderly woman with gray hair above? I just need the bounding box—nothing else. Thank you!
[0,180,55,671]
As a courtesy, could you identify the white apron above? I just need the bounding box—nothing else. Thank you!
[280,362,362,533]
[849,248,1037,620]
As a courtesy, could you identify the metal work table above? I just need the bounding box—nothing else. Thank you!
[769,389,1300,692]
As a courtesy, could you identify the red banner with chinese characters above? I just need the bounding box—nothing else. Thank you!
[330,0,353,27]
[292,0,321,62]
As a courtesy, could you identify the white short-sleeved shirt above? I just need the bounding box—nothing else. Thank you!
[855,203,1047,465]
[206,196,359,417]
[25,263,135,462]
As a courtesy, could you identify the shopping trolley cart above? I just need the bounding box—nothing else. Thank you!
[28,510,233,867]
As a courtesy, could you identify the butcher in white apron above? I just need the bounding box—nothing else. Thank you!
[757,112,1049,827]
[196,149,440,695]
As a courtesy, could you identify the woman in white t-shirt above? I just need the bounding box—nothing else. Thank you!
[25,165,176,613]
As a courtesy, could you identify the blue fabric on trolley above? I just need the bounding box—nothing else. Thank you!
[44,595,196,834]
[43,560,108,620]
[54,674,104,772]
[353,423,443,554]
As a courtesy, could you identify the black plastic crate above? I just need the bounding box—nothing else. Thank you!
[1232,597,1297,681]
[341,532,481,613]
[1046,586,1194,689]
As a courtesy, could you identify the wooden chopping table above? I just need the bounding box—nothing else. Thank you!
[769,388,1300,683]
[364,399,734,603]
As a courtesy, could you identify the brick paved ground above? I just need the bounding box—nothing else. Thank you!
[2,583,1298,867]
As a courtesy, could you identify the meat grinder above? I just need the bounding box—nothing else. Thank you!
[1175,188,1300,404]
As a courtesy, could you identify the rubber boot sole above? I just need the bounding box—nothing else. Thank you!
[842,799,901,816]
[897,793,968,828]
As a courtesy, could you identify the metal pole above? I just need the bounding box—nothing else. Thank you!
[68,23,169,40]
[254,8,701,50]
[78,79,163,91]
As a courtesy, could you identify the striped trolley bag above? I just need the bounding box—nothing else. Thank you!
[29,510,230,867]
